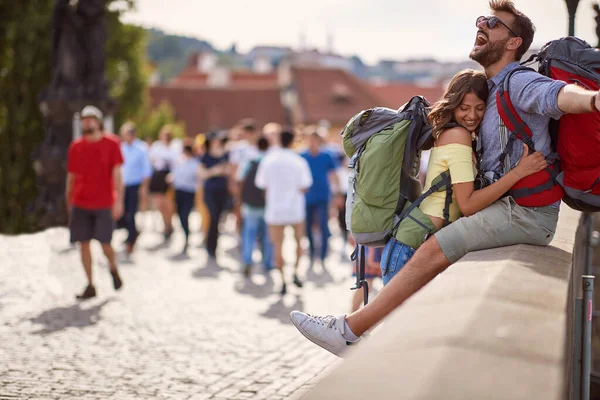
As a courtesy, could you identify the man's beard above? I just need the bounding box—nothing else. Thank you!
[469,37,509,68]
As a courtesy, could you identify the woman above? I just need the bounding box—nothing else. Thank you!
[199,131,231,259]
[149,125,178,240]
[194,134,211,241]
[170,144,201,254]
[380,69,548,285]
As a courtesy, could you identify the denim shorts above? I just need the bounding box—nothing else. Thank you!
[380,238,416,286]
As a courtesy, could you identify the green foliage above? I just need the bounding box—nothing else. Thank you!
[0,0,149,233]
[132,101,186,141]
[105,2,148,131]
[0,0,53,233]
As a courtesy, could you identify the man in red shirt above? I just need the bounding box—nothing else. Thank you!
[66,105,125,299]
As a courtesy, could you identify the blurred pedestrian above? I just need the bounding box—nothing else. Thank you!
[171,144,201,255]
[335,153,350,259]
[255,130,313,295]
[301,130,339,268]
[237,136,272,277]
[262,122,282,150]
[149,125,177,240]
[66,105,124,299]
[194,134,211,241]
[119,121,152,255]
[199,131,231,260]
[230,119,260,234]
[351,246,382,312]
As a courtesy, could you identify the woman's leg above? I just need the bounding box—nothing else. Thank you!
[305,204,315,263]
[241,214,260,267]
[211,189,228,255]
[203,188,219,257]
[316,202,330,263]
[161,188,175,236]
[259,217,273,270]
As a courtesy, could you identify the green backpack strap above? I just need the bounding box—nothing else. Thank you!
[392,170,452,234]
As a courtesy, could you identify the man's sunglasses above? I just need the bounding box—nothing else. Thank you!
[476,16,519,38]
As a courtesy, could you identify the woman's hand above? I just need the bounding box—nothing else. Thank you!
[514,143,547,179]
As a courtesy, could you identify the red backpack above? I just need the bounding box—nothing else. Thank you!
[496,37,600,212]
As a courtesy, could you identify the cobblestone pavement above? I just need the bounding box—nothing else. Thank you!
[0,213,373,399]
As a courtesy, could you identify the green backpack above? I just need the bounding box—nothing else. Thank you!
[342,96,453,250]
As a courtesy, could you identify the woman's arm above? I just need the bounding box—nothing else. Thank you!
[198,164,213,181]
[454,142,547,216]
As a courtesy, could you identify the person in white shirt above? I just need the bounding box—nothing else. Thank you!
[169,144,201,255]
[148,125,178,240]
[255,130,313,295]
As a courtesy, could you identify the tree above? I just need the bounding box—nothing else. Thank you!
[133,101,186,141]
[0,0,53,233]
[0,0,148,233]
[105,1,148,132]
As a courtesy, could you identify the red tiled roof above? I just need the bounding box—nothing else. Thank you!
[149,86,287,135]
[368,83,445,109]
[173,70,278,88]
[291,67,382,126]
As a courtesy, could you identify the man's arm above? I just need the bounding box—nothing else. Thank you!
[65,172,75,210]
[511,71,598,117]
[140,149,153,209]
[557,84,599,114]
[112,165,124,220]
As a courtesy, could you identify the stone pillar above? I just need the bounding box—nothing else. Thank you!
[32,0,115,229]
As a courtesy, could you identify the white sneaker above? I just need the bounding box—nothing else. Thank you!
[289,311,357,357]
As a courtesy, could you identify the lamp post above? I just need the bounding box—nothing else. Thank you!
[566,0,581,36]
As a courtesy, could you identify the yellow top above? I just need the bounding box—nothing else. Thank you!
[420,144,476,222]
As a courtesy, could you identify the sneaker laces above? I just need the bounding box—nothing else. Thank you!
[307,314,338,329]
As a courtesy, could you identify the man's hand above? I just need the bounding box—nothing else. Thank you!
[112,202,124,221]
[594,91,600,112]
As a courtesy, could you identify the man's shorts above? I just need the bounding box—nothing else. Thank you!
[69,207,114,244]
[435,197,559,264]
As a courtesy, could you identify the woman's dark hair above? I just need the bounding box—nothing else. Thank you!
[204,131,227,153]
[257,136,269,152]
[428,69,489,139]
[183,145,193,154]
[280,130,295,148]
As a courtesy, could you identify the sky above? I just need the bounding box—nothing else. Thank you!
[120,0,600,64]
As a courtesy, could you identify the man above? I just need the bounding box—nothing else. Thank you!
[290,0,600,356]
[301,130,340,268]
[237,136,273,276]
[255,130,313,295]
[119,121,152,255]
[263,122,282,150]
[67,105,124,299]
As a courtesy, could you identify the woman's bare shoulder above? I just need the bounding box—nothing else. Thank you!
[436,127,472,147]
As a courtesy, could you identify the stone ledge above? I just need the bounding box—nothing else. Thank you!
[304,206,581,400]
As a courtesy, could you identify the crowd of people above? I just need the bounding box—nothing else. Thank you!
[66,108,378,301]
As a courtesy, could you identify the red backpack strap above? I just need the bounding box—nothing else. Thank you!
[495,67,537,157]
[495,67,563,203]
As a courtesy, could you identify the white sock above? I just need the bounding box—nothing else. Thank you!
[342,318,360,342]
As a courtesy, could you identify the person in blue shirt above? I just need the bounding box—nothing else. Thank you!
[120,122,153,255]
[301,130,340,267]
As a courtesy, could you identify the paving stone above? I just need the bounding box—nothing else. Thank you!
[0,216,358,398]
